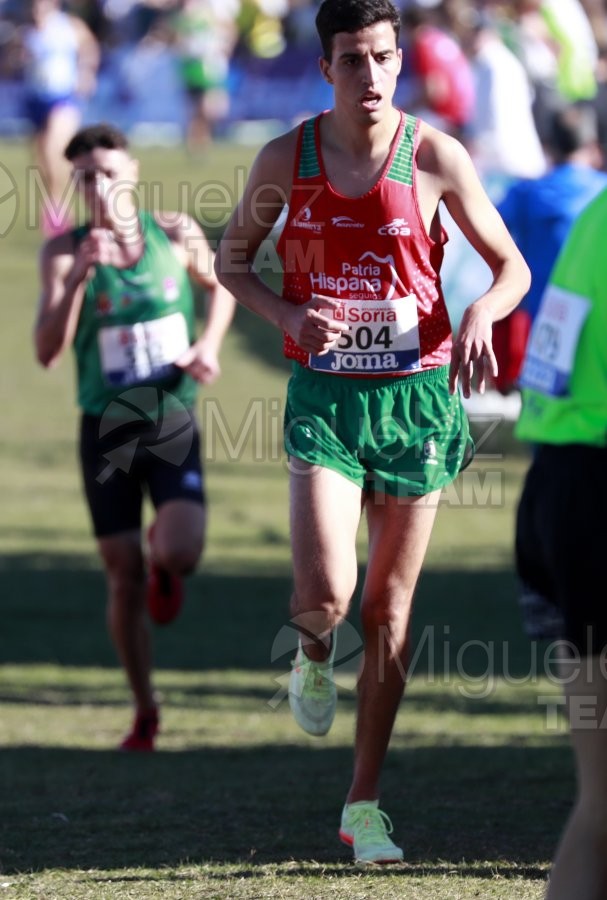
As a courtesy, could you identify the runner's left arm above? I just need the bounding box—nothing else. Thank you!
[159,211,236,384]
[418,126,531,396]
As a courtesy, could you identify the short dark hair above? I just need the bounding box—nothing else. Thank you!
[550,103,598,159]
[315,0,401,61]
[64,123,129,161]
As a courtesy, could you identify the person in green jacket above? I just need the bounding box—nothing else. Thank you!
[515,185,607,900]
[34,122,235,751]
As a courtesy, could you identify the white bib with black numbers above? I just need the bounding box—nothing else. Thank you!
[309,296,421,375]
[98,312,190,387]
[519,286,591,397]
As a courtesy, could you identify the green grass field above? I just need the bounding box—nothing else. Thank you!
[0,138,571,899]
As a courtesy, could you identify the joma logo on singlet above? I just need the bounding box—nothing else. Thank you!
[330,353,400,372]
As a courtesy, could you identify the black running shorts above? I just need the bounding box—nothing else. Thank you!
[79,409,205,538]
[516,443,607,655]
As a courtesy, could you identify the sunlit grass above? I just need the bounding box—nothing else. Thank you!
[0,139,559,899]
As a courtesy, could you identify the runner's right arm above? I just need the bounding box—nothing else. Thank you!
[34,230,109,367]
[215,132,348,356]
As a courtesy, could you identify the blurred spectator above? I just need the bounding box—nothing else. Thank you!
[64,0,107,39]
[508,0,561,146]
[594,42,607,165]
[282,0,320,49]
[540,0,598,103]
[578,0,607,48]
[236,0,287,59]
[98,0,175,47]
[13,0,100,235]
[0,10,19,79]
[509,0,598,145]
[463,9,546,179]
[493,102,607,394]
[401,1,475,137]
[170,0,238,152]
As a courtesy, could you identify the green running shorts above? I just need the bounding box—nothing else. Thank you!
[284,363,474,496]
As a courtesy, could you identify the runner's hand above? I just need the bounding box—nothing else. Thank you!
[175,339,221,384]
[449,302,498,397]
[284,293,349,356]
[70,228,115,283]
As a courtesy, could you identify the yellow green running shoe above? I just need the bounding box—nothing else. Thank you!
[288,634,337,736]
[339,800,404,864]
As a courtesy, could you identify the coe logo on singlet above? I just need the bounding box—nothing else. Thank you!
[378,218,411,236]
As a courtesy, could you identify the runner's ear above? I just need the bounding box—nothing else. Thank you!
[319,57,332,84]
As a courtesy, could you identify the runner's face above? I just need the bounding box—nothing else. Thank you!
[320,22,402,122]
[72,148,139,227]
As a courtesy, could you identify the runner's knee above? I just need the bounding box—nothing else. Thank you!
[155,540,203,576]
[360,593,411,645]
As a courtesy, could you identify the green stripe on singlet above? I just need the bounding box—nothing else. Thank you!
[298,118,321,178]
[386,115,416,186]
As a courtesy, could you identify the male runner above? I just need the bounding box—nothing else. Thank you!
[215,0,530,863]
[35,123,235,750]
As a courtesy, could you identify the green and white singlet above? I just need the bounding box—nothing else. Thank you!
[73,212,197,417]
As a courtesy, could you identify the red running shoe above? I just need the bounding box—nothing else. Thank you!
[147,562,184,625]
[120,708,159,752]
[146,524,184,625]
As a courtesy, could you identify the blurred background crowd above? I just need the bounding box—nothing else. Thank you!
[1,0,607,161]
[2,0,607,410]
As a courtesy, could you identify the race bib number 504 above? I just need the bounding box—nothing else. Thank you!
[519,286,591,397]
[309,296,421,375]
